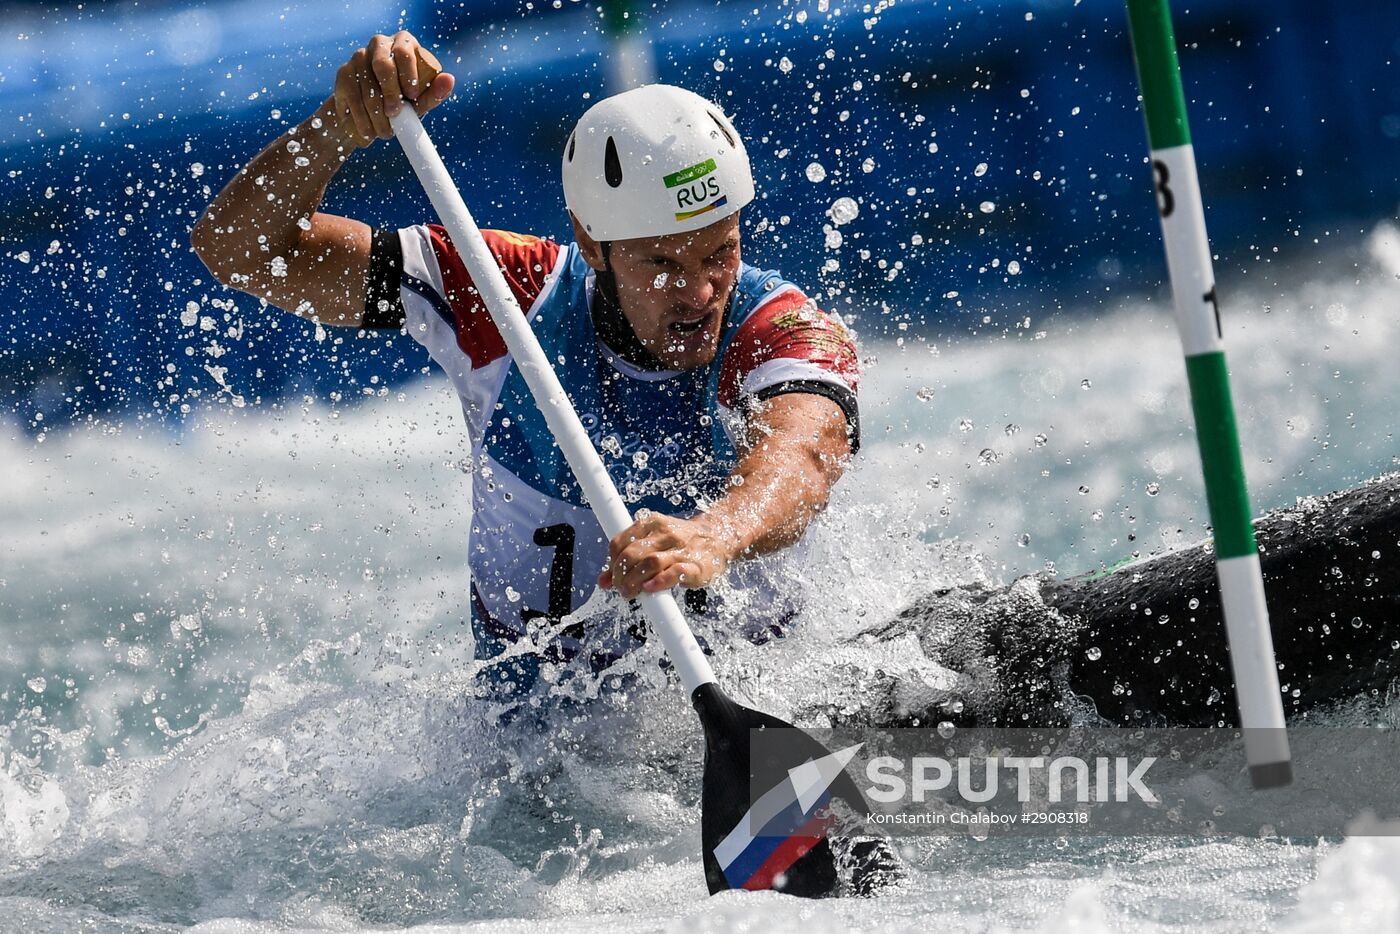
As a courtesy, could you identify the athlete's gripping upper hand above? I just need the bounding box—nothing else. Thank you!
[331,31,455,150]
[192,30,454,325]
[598,512,737,600]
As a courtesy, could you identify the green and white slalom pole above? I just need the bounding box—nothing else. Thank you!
[1125,0,1292,789]
[601,0,654,92]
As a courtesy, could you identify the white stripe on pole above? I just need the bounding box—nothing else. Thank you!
[391,107,718,695]
[1216,554,1290,761]
[1152,144,1223,358]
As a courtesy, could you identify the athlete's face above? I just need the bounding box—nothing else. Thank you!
[577,215,741,371]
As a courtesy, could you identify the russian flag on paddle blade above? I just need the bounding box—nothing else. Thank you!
[712,743,863,891]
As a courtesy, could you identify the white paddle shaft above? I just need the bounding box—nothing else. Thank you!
[391,108,718,695]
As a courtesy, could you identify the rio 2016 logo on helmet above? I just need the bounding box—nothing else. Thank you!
[562,85,756,242]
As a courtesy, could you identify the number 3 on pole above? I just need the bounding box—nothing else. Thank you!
[1152,159,1174,218]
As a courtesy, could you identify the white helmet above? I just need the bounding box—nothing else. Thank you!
[562,84,755,242]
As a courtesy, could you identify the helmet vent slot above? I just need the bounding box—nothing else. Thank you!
[707,111,737,148]
[604,136,624,188]
[566,132,576,162]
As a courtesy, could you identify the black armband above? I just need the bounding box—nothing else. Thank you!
[752,379,861,454]
[362,227,406,330]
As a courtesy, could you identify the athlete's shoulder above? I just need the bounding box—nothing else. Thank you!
[424,224,564,307]
[399,224,566,368]
[717,272,861,424]
[727,276,860,375]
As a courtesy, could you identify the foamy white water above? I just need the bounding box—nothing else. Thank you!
[1,231,1398,930]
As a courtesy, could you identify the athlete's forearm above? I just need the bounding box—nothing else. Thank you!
[599,394,852,598]
[697,394,851,561]
[191,98,365,321]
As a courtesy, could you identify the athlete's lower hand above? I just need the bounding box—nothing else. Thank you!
[331,31,454,149]
[598,511,737,599]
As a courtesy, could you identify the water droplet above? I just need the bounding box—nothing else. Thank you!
[27,676,46,693]
[805,162,827,183]
[778,56,794,74]
[1018,532,1031,547]
[652,272,669,290]
[1033,433,1048,448]
[958,418,974,432]
[937,721,956,738]
[1188,597,1200,610]
[977,448,999,466]
[1006,260,1022,275]
[505,587,521,604]
[1146,482,1161,496]
[979,200,996,214]
[1078,485,1090,495]
[1352,616,1364,628]
[916,386,935,402]
[712,59,725,72]
[974,162,988,177]
[1080,378,1092,390]
[828,197,859,225]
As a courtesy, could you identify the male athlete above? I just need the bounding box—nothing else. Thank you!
[192,32,861,693]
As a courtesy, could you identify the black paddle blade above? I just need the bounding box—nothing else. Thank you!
[692,682,900,897]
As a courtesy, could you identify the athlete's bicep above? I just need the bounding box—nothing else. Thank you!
[738,391,853,471]
[719,287,862,454]
[232,212,374,326]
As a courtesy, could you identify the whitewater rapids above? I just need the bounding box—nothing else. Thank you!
[2,226,1399,930]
